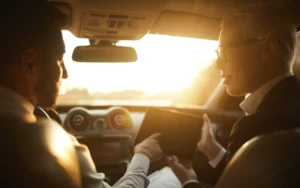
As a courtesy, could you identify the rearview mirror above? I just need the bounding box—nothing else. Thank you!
[72,45,138,63]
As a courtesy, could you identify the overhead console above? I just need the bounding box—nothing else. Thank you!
[49,0,222,41]
[81,12,151,40]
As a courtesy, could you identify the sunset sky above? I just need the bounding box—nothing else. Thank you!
[60,31,218,94]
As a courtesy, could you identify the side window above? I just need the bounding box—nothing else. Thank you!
[173,63,221,105]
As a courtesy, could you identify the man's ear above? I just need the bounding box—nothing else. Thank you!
[21,48,38,75]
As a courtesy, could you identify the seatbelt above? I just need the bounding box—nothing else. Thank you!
[34,107,51,120]
[34,107,62,125]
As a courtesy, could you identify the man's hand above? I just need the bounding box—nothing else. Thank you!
[134,133,163,161]
[197,114,223,161]
[165,155,197,185]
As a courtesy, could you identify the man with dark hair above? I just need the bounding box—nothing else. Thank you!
[1,1,67,111]
[0,1,162,187]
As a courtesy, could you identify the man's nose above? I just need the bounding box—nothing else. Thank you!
[214,58,225,71]
[62,62,68,79]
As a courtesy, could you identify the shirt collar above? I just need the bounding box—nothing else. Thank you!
[0,85,35,120]
[240,72,294,115]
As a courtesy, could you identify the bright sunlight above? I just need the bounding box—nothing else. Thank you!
[60,31,218,94]
[58,31,219,106]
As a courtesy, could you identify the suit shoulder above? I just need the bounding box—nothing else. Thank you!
[233,112,300,135]
[234,113,267,129]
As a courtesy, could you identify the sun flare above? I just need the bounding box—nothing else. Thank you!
[60,31,218,94]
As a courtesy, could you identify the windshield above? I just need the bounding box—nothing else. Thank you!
[57,31,220,107]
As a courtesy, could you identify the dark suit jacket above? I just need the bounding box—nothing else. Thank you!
[184,75,300,188]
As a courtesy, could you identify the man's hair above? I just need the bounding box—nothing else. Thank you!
[1,0,64,67]
[222,2,298,70]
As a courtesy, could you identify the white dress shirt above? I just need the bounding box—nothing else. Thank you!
[0,85,151,188]
[209,72,294,168]
[240,72,294,115]
[148,166,181,188]
[0,85,35,121]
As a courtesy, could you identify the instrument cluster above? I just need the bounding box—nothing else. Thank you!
[64,106,133,135]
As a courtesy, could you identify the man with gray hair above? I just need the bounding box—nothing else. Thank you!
[165,3,300,187]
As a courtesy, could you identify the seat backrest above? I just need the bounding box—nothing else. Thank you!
[0,116,81,188]
[217,128,300,188]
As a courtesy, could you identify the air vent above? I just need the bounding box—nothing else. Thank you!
[69,112,90,132]
[107,107,133,130]
[66,107,91,133]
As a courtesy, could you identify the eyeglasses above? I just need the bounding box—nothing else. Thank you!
[215,37,267,63]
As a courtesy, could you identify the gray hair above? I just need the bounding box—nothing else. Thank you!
[222,2,298,70]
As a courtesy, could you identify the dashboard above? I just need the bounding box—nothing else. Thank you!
[58,105,242,184]
[59,106,241,143]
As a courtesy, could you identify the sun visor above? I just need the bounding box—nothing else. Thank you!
[150,11,220,40]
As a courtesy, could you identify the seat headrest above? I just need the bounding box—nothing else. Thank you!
[0,117,81,188]
[217,128,300,188]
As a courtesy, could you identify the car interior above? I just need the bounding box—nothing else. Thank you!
[215,128,300,188]
[26,0,300,186]
[1,117,81,188]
